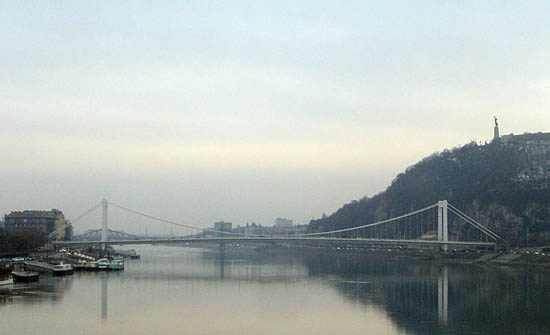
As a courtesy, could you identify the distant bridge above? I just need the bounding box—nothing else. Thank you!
[72,228,147,241]
[55,199,501,250]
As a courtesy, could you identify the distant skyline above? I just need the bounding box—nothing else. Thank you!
[1,1,548,234]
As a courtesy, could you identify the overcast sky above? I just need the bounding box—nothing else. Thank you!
[1,1,549,234]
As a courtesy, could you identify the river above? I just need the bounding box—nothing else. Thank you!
[1,246,549,334]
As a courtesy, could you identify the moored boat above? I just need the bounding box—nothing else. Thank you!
[0,261,13,286]
[114,249,140,259]
[0,277,13,286]
[53,263,74,276]
[24,261,74,276]
[73,262,99,272]
[96,258,109,270]
[95,257,124,271]
[108,257,124,271]
[11,271,39,283]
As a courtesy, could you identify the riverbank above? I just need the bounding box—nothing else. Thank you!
[211,243,550,269]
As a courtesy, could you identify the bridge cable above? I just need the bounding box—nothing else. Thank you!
[107,201,255,237]
[447,204,501,240]
[448,208,498,241]
[61,202,102,240]
[67,200,498,247]
[71,201,102,223]
[108,200,439,238]
[106,201,440,238]
[446,205,501,241]
[300,203,439,237]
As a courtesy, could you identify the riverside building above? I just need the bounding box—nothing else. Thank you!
[4,209,73,241]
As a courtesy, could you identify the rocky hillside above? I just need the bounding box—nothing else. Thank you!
[309,133,550,247]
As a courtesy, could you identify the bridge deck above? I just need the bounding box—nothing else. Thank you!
[55,237,495,248]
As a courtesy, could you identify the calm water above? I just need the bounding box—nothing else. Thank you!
[2,246,550,335]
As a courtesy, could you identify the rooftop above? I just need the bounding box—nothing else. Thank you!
[6,209,63,218]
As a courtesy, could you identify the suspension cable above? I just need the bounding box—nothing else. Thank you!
[107,200,439,238]
[107,201,254,236]
[447,206,500,241]
[300,203,439,236]
[447,204,502,240]
[71,201,102,223]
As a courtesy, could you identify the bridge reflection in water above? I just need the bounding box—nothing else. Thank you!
[101,274,107,321]
[97,248,450,325]
[438,267,448,325]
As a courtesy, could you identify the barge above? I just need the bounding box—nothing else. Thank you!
[24,261,74,276]
[11,271,39,283]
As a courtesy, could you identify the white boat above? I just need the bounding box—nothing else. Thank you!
[53,263,74,276]
[108,257,124,271]
[95,258,124,271]
[96,258,109,270]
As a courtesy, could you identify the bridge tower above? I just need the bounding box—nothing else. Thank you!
[101,199,108,250]
[437,200,448,251]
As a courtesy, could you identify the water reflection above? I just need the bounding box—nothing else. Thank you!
[438,266,448,325]
[0,275,73,306]
[300,251,550,335]
[101,274,107,320]
[98,248,550,334]
[219,243,225,278]
[3,248,550,335]
[97,255,229,321]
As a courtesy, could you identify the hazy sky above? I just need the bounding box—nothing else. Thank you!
[1,1,549,234]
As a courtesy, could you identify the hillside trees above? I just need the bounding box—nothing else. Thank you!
[309,141,549,246]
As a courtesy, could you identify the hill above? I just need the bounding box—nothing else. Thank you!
[308,133,550,247]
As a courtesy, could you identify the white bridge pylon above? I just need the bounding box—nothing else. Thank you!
[102,198,108,250]
[438,200,448,251]
[74,199,502,249]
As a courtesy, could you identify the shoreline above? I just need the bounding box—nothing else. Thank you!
[213,243,550,269]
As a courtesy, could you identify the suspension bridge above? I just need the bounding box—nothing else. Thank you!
[53,199,501,250]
